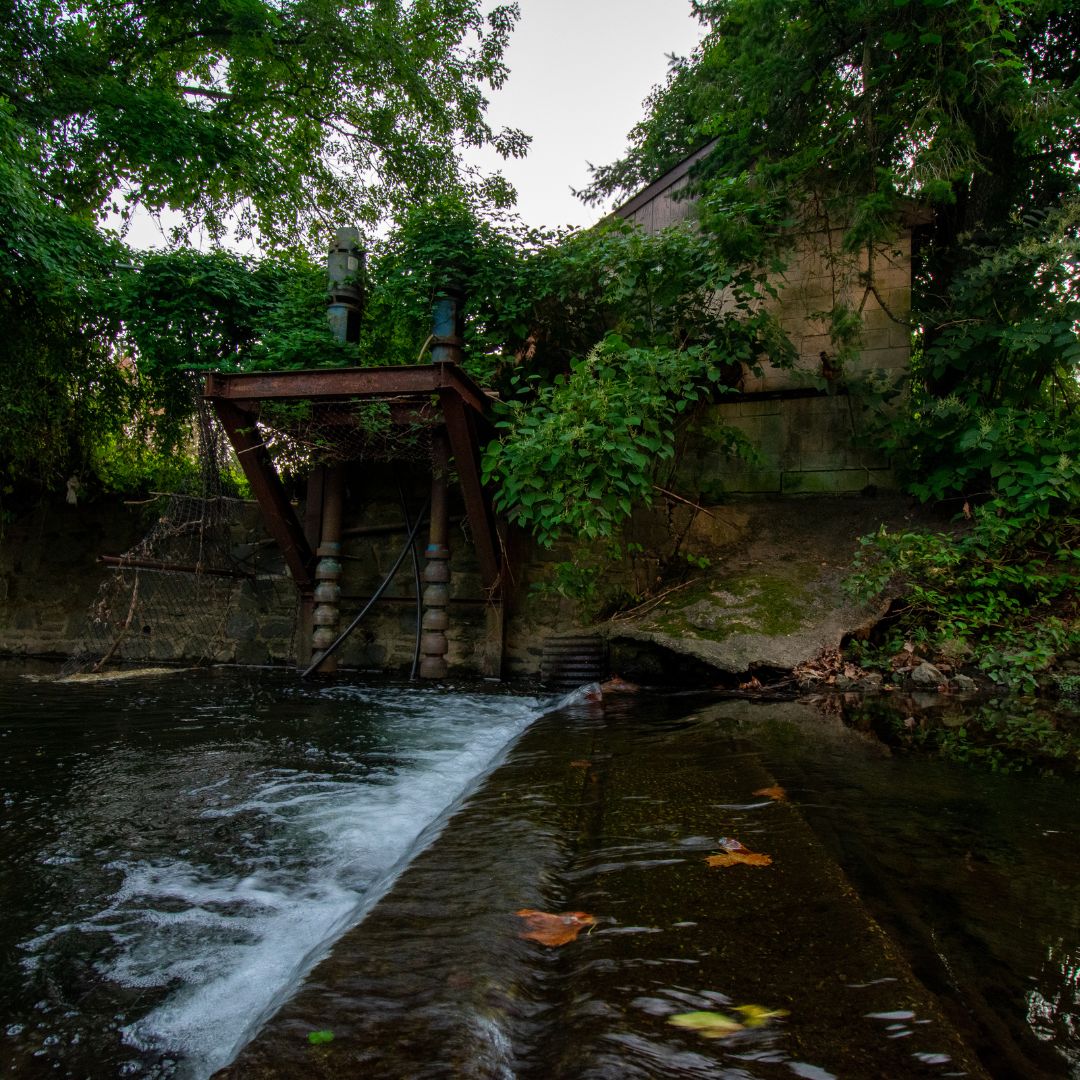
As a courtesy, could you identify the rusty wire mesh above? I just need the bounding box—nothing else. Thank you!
[64,493,250,673]
[65,398,275,673]
[66,393,435,673]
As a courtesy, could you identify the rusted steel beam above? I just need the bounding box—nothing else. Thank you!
[441,390,501,593]
[435,365,492,418]
[212,399,315,589]
[303,467,325,552]
[204,364,490,417]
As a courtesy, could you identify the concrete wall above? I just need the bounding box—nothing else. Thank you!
[0,477,497,677]
[618,173,916,494]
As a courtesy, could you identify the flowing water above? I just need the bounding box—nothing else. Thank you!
[0,667,1077,1079]
[0,667,550,1077]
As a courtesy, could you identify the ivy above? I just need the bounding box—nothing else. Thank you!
[483,332,760,547]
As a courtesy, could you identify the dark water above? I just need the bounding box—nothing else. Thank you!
[0,668,1077,1079]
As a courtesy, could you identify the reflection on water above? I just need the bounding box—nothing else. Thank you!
[744,697,1080,1079]
[1,670,1078,1080]
[841,692,1080,775]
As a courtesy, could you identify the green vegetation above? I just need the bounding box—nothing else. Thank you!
[584,0,1080,495]
[848,449,1079,692]
[1,0,1077,679]
[0,1,523,502]
[579,0,1079,669]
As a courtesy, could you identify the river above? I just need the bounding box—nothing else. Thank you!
[0,665,1076,1078]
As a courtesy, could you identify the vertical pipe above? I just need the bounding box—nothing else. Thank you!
[306,226,363,674]
[420,430,451,679]
[419,287,462,680]
[298,466,325,668]
[430,288,464,365]
[326,227,365,344]
[311,466,344,674]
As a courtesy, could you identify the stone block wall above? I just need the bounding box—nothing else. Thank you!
[619,173,918,495]
[681,394,895,497]
[0,473,496,677]
[0,498,302,666]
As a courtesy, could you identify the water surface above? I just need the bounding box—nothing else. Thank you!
[0,667,545,1077]
[1,670,1077,1079]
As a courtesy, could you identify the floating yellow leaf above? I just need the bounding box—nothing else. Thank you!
[515,909,596,946]
[668,1010,744,1039]
[753,785,787,802]
[734,1004,790,1028]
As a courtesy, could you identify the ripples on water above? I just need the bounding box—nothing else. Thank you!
[2,672,1078,1080]
[0,670,550,1078]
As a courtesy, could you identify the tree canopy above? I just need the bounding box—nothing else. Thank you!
[583,0,1079,502]
[0,0,526,246]
[584,0,1079,245]
[0,0,528,499]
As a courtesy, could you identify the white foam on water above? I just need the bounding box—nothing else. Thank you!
[25,687,558,1079]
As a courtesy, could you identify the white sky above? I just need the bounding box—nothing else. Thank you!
[468,0,704,230]
[120,0,704,249]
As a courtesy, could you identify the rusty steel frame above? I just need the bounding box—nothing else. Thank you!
[204,363,502,601]
[204,362,491,416]
[213,398,316,589]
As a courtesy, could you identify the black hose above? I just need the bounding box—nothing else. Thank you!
[301,497,431,679]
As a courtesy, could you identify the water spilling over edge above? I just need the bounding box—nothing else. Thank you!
[13,681,595,1078]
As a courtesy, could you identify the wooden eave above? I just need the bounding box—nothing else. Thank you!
[611,141,718,221]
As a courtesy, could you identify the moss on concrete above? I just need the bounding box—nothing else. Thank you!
[651,564,819,643]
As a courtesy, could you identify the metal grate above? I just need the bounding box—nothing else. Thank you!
[540,634,608,689]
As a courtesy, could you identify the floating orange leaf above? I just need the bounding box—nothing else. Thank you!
[706,851,773,868]
[515,909,597,946]
[569,760,592,769]
[600,675,640,693]
[753,785,787,802]
[706,838,773,868]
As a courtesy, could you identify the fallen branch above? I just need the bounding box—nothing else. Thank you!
[611,576,701,621]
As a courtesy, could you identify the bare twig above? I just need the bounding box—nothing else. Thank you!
[611,577,701,621]
[652,485,714,518]
[92,575,139,673]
